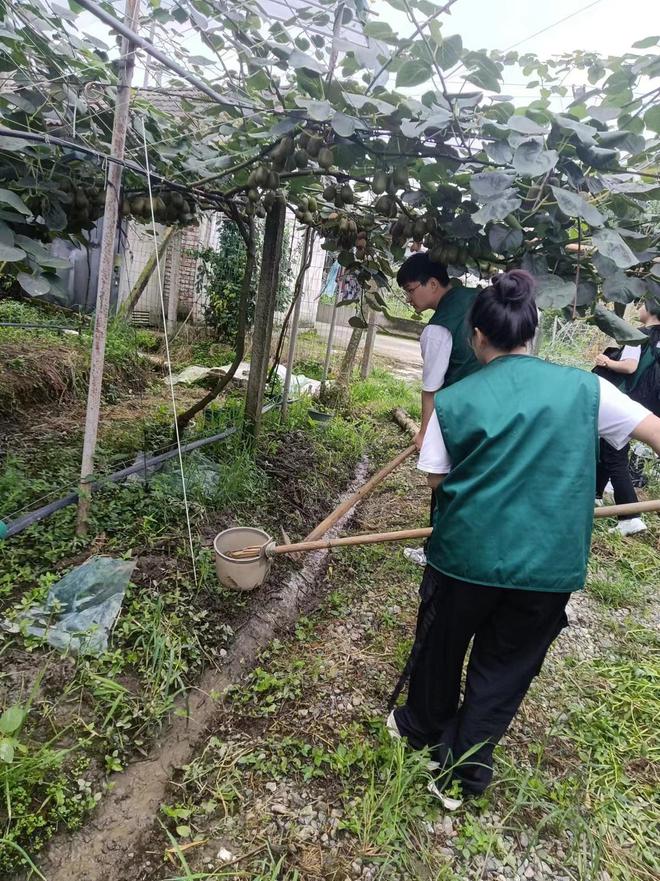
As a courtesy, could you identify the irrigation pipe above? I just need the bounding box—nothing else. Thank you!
[2,401,281,539]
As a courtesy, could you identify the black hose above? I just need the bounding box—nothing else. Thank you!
[2,399,282,539]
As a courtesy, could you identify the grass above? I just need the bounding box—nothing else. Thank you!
[0,360,407,872]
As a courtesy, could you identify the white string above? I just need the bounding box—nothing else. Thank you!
[139,116,199,587]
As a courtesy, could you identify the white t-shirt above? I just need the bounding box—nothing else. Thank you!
[418,376,651,475]
[620,344,642,363]
[420,324,452,392]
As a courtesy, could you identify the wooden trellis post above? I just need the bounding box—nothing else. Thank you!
[76,0,139,535]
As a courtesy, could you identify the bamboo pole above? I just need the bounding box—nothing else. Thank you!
[76,0,139,536]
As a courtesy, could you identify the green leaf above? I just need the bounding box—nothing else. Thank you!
[0,219,14,246]
[0,243,26,262]
[175,825,191,838]
[14,236,71,269]
[471,190,522,225]
[0,188,31,215]
[552,115,597,145]
[470,172,514,198]
[0,705,25,735]
[435,34,462,70]
[396,59,432,89]
[485,140,513,165]
[534,274,576,310]
[631,36,659,48]
[299,99,332,122]
[592,228,638,269]
[590,304,648,344]
[0,739,15,764]
[488,224,523,254]
[0,135,32,151]
[644,105,660,133]
[550,186,604,227]
[603,272,646,304]
[507,115,547,135]
[331,112,357,138]
[512,141,558,177]
[17,272,51,296]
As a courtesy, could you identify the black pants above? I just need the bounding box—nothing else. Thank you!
[394,567,569,795]
[596,439,637,519]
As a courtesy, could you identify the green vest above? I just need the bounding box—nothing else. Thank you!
[426,355,600,593]
[427,285,480,387]
[622,327,659,396]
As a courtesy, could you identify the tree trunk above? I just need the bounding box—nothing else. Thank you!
[244,200,286,439]
[175,218,257,433]
[337,325,363,388]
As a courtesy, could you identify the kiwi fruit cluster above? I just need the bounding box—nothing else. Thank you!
[55,180,107,225]
[124,189,197,224]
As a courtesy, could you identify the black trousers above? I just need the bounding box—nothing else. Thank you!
[596,439,637,519]
[394,566,569,795]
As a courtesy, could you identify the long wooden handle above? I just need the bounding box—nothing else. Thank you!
[273,498,660,557]
[272,526,431,556]
[303,443,417,542]
[593,499,660,518]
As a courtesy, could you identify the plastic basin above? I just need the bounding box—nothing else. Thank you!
[213,527,272,591]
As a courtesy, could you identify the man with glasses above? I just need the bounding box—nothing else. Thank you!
[396,252,481,566]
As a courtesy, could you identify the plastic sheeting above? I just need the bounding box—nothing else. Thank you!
[3,555,135,655]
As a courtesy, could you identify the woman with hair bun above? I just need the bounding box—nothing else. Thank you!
[387,270,660,809]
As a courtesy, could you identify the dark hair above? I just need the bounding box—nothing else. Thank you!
[396,252,449,287]
[644,297,660,318]
[469,270,538,350]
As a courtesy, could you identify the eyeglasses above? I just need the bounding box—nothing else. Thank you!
[403,283,423,297]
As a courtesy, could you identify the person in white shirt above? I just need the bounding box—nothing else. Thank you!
[396,253,480,565]
[594,298,660,535]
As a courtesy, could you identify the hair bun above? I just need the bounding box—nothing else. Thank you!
[491,270,536,307]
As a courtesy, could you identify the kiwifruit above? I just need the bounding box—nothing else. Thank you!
[302,211,315,225]
[307,196,318,212]
[255,165,269,188]
[372,171,388,195]
[323,184,336,201]
[307,135,323,158]
[130,196,146,216]
[74,188,89,209]
[247,188,260,203]
[425,215,438,234]
[295,149,309,168]
[256,205,267,219]
[334,191,344,209]
[411,219,426,242]
[266,170,280,190]
[171,191,185,209]
[299,196,309,212]
[317,147,334,169]
[340,184,354,204]
[429,245,446,263]
[295,209,305,222]
[281,136,295,156]
[393,167,409,188]
[247,169,259,188]
[297,131,310,150]
[374,194,394,215]
[152,196,167,221]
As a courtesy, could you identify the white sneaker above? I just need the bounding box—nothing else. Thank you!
[404,547,427,566]
[386,710,440,771]
[386,709,402,740]
[610,517,647,536]
[427,780,463,811]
